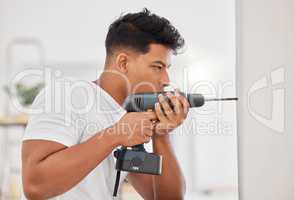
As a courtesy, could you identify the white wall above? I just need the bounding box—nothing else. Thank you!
[237,0,294,199]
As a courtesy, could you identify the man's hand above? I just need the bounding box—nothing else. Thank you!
[112,112,158,147]
[127,90,189,200]
[154,89,190,136]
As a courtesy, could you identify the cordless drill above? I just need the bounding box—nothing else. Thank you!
[113,92,238,196]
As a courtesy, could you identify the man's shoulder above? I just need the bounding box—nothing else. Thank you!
[32,77,99,113]
[57,77,99,113]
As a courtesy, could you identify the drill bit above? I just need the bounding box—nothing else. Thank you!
[205,97,238,102]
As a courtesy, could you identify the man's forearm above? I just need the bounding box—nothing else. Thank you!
[152,134,186,200]
[23,127,119,199]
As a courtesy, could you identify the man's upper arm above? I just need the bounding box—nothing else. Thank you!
[22,140,67,190]
[127,173,155,200]
[22,140,67,164]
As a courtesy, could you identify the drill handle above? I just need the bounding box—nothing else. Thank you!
[132,144,146,151]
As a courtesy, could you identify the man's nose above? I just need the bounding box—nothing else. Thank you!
[161,71,170,88]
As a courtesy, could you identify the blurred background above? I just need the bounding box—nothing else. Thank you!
[0,0,238,199]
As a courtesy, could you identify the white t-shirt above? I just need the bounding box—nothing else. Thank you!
[21,78,128,200]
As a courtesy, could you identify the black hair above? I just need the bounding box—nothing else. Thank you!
[105,8,185,56]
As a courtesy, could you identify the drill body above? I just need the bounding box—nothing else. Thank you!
[113,92,238,196]
[123,92,205,112]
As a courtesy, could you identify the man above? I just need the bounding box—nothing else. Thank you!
[22,8,189,200]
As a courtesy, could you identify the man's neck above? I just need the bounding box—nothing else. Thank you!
[93,72,127,106]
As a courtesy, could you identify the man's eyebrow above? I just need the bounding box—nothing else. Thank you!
[151,61,171,68]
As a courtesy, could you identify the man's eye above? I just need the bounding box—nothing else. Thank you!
[153,66,162,70]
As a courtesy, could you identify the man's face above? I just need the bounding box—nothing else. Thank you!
[125,44,172,94]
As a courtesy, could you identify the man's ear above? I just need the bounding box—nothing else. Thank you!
[115,53,129,73]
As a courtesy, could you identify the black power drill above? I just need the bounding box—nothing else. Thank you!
[113,92,238,196]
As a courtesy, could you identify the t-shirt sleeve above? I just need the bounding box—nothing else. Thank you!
[23,88,82,147]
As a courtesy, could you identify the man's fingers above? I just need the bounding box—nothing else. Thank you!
[144,124,155,136]
[155,102,168,122]
[143,135,151,143]
[173,89,190,115]
[158,94,175,120]
[142,111,158,120]
[177,95,190,114]
[167,92,181,114]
